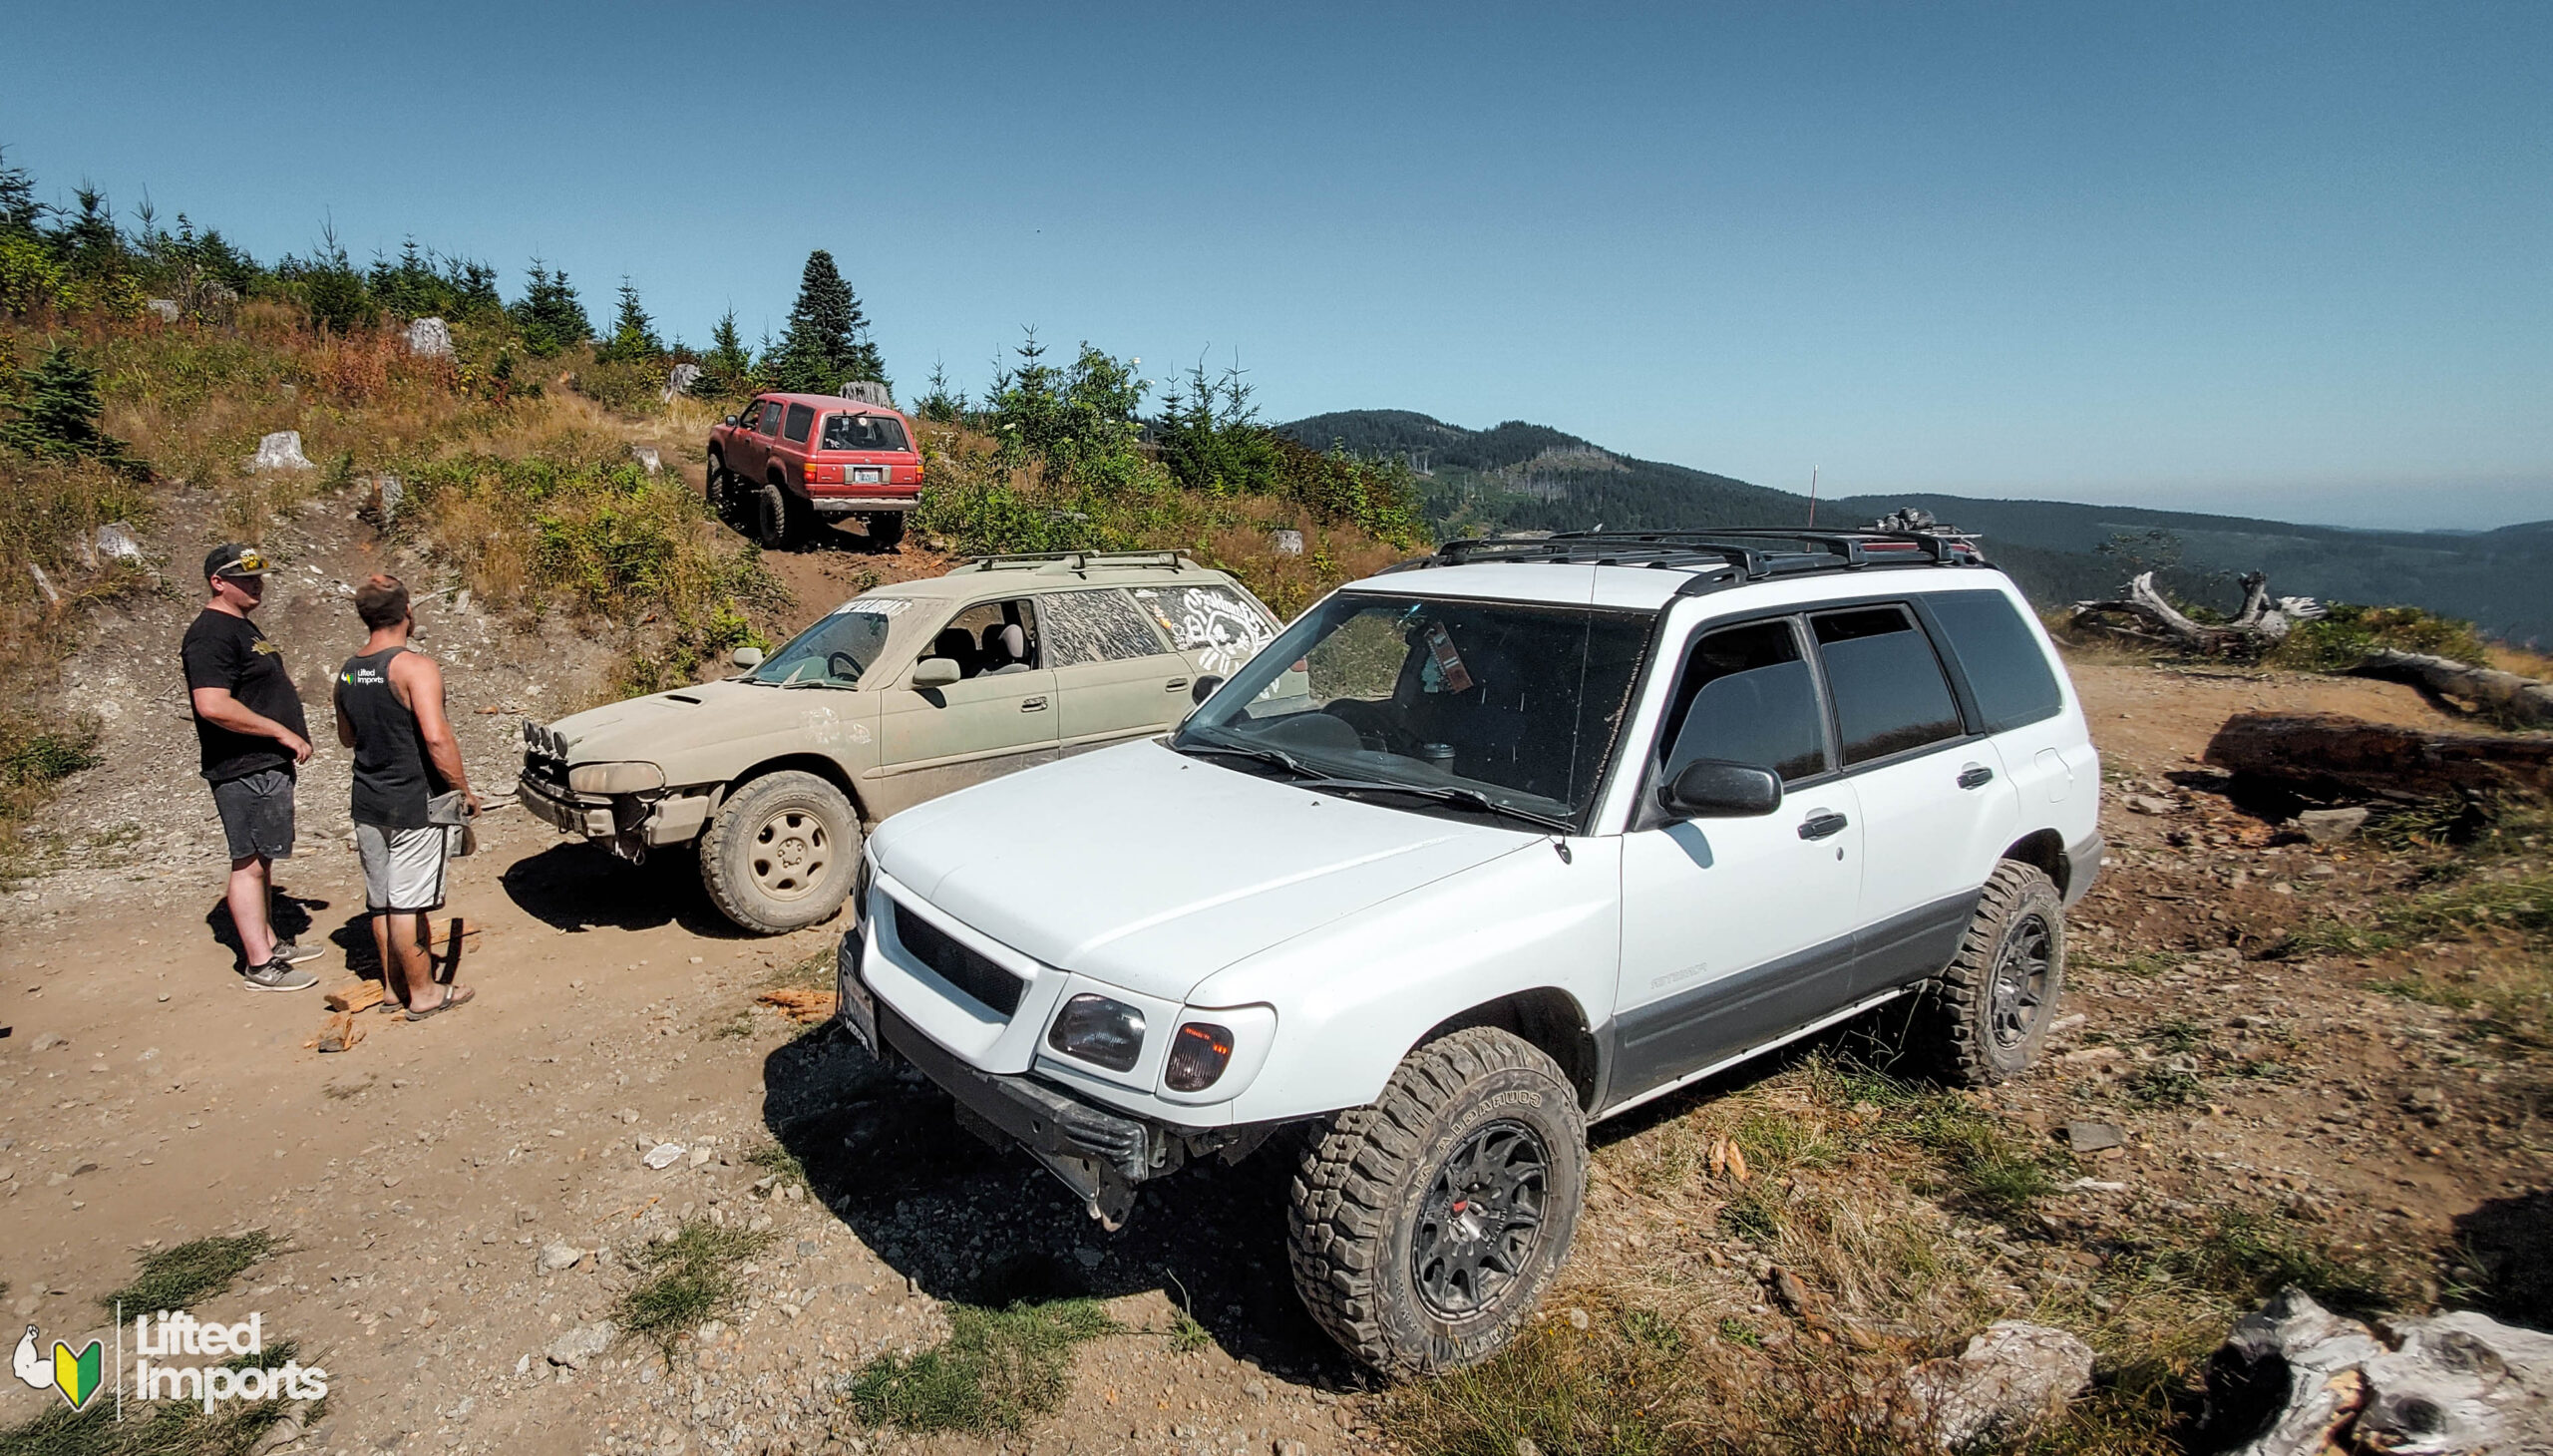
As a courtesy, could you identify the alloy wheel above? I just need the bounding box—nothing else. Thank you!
[1411,1120,1551,1319]
[1988,910,2053,1048]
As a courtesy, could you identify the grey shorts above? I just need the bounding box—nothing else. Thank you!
[356,823,453,912]
[210,769,295,863]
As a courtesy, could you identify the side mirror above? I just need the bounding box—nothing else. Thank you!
[1659,759,1782,819]
[731,646,764,670]
[1191,674,1225,705]
[911,657,961,689]
[722,414,739,427]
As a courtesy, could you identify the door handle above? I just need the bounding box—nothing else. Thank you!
[1019,696,1047,712]
[1797,811,1849,841]
[1164,678,1188,692]
[1958,764,1995,790]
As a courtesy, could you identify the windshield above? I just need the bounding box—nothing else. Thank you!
[1174,591,1653,830]
[821,413,912,452]
[746,595,926,686]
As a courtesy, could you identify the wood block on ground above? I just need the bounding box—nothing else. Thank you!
[755,988,839,1024]
[324,979,387,1013]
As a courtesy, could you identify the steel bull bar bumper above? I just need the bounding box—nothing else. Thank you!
[837,932,1169,1228]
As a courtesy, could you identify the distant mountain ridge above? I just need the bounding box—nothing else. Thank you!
[1276,409,2552,643]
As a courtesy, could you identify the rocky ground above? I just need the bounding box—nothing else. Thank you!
[2,492,2543,1453]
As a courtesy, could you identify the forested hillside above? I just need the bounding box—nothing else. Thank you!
[1279,409,2553,642]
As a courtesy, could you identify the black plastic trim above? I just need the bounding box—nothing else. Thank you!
[888,902,1026,1017]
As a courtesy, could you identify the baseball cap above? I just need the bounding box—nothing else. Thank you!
[205,543,274,580]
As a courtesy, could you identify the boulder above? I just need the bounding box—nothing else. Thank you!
[146,298,181,323]
[1865,1320,2095,1450]
[2293,806,2371,843]
[537,1242,583,1273]
[251,431,314,473]
[628,445,662,475]
[660,362,701,403]
[2200,1286,2553,1454]
[404,317,454,359]
[93,522,144,561]
[1271,529,1304,556]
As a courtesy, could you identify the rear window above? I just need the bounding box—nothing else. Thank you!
[822,413,912,452]
[1812,606,1966,766]
[1926,590,2064,733]
[783,404,815,443]
[1130,583,1278,675]
[1040,589,1169,666]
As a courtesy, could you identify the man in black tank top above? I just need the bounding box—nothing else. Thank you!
[333,574,479,1020]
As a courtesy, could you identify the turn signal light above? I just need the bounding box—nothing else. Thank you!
[1165,1022,1236,1091]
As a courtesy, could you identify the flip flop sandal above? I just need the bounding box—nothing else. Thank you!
[407,984,475,1022]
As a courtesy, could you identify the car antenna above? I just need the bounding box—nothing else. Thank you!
[1807,465,1819,527]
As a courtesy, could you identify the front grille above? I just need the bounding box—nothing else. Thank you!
[891,903,1025,1017]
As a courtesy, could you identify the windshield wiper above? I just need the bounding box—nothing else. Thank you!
[779,677,858,690]
[1291,778,1577,835]
[1173,738,1315,779]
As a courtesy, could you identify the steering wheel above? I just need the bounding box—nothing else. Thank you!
[1322,699,1409,755]
[826,651,863,682]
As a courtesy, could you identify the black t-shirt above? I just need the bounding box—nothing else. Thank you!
[182,609,309,783]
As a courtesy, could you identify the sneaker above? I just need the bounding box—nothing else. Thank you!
[241,959,320,993]
[269,939,327,966]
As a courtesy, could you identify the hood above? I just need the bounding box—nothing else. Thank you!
[546,679,874,781]
[872,740,1536,1002]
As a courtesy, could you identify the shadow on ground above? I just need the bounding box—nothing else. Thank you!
[760,1025,1361,1389]
[2452,1186,2553,1325]
[201,886,321,970]
[499,842,755,939]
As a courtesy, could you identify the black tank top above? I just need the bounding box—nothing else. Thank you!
[338,646,442,827]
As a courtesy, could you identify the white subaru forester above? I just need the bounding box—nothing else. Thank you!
[835,527,2103,1373]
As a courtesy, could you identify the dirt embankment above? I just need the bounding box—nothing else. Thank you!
[2,628,2545,1453]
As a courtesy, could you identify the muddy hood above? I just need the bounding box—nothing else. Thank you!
[871,740,1534,1003]
[544,679,865,773]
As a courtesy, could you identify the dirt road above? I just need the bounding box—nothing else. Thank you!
[1,648,2536,1453]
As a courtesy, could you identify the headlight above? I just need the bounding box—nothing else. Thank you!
[1165,1021,1237,1091]
[567,761,666,794]
[1047,993,1145,1072]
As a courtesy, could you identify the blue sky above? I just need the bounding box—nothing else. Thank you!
[5,1,2546,529]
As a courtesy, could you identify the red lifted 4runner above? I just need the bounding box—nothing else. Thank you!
[706,392,924,550]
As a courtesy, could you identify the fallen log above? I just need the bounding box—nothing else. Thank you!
[2203,712,2553,802]
[2355,648,2553,730]
[2069,572,2324,656]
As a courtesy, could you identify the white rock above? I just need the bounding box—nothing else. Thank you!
[94,522,143,561]
[629,445,662,475]
[538,1242,583,1273]
[404,317,454,359]
[1271,529,1304,556]
[2205,1287,2553,1456]
[1868,1320,2095,1450]
[687,1146,712,1169]
[146,298,181,323]
[643,1143,685,1170]
[2293,807,2371,844]
[660,362,701,403]
[251,431,314,473]
[545,1320,614,1368]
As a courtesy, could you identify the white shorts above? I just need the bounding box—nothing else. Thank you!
[356,823,452,912]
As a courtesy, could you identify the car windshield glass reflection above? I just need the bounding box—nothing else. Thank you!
[747,600,912,686]
[1173,592,1652,830]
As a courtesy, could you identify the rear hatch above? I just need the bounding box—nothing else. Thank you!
[805,409,922,499]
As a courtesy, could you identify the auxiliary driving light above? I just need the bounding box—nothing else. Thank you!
[1048,994,1145,1072]
[1164,1022,1236,1092]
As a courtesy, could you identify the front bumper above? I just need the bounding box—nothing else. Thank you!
[515,774,715,855]
[836,929,1216,1228]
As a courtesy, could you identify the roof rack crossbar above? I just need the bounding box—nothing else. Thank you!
[954,548,1195,575]
[1387,526,1984,593]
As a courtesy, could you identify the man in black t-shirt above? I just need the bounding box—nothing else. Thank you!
[182,543,323,992]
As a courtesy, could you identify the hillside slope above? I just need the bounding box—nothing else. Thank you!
[1277,409,2553,640]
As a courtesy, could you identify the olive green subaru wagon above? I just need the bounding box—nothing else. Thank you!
[518,551,1282,933]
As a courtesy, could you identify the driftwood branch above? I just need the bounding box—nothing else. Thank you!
[2068,571,2324,655]
[2203,711,2553,802]
[2355,649,2553,730]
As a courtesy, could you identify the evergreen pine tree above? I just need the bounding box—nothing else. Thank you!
[1,343,140,473]
[0,145,44,235]
[510,259,591,357]
[596,277,662,363]
[693,308,755,397]
[769,249,886,394]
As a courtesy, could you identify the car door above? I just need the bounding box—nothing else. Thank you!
[1805,602,2022,997]
[1041,586,1196,755]
[1612,616,1866,1104]
[734,398,780,481]
[873,596,1058,815]
[1919,587,2088,852]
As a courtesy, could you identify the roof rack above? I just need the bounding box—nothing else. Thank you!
[1379,525,1985,596]
[950,548,1198,577]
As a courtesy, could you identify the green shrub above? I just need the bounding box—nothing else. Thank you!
[848,1298,1115,1434]
[614,1220,773,1354]
[2273,601,2492,674]
[105,1231,274,1312]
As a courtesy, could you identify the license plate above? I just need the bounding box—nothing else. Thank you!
[853,467,885,484]
[837,933,877,1053]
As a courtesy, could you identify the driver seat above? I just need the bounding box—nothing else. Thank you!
[979,622,1032,675]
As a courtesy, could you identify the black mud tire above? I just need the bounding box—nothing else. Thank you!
[864,511,907,552]
[1917,860,2065,1086]
[1286,1026,1587,1375]
[705,449,730,511]
[755,482,805,550]
[698,771,860,934]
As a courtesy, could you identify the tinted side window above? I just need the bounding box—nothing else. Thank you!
[783,404,816,443]
[1813,606,1965,766]
[1039,589,1170,666]
[1927,590,2063,733]
[1658,619,1826,782]
[756,400,785,434]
